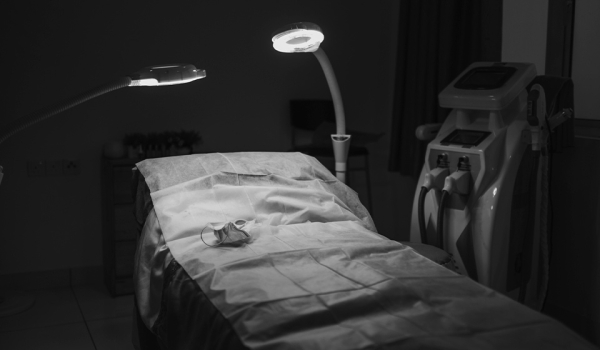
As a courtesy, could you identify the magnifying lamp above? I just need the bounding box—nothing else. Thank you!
[0,63,206,185]
[272,22,351,183]
[0,62,205,317]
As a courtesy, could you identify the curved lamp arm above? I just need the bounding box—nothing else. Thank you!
[312,48,351,183]
[312,48,345,135]
[0,77,132,146]
[0,64,206,185]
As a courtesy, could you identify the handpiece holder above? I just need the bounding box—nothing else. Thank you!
[527,84,547,152]
[547,108,573,131]
[416,123,443,141]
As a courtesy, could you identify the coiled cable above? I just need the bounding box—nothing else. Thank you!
[418,186,429,244]
[538,147,550,310]
[518,150,541,305]
[437,190,450,250]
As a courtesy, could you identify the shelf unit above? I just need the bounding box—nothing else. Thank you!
[101,158,139,297]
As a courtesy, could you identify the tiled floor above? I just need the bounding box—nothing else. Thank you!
[0,285,135,350]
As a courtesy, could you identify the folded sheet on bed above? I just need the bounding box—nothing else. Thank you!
[135,152,594,350]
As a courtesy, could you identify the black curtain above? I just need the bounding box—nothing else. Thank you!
[389,0,502,178]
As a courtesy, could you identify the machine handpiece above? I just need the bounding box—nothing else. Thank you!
[418,154,450,244]
[527,90,540,126]
[443,157,471,196]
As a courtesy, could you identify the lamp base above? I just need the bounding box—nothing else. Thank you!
[332,135,351,183]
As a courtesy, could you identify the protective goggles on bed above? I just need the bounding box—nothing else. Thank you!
[200,220,251,247]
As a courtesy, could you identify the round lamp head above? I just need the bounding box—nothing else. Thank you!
[272,22,324,53]
[129,64,206,86]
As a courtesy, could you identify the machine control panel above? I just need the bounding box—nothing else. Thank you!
[441,129,491,148]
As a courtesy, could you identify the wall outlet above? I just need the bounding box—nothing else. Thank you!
[27,160,46,177]
[46,160,64,176]
[63,160,81,176]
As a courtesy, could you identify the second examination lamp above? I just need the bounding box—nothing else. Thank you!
[0,64,206,185]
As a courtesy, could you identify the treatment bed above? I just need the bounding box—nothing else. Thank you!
[131,152,595,350]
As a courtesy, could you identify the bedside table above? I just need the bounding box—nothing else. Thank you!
[101,158,138,296]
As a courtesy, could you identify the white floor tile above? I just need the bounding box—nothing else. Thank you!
[0,322,95,350]
[0,288,83,332]
[73,284,134,321]
[87,315,135,350]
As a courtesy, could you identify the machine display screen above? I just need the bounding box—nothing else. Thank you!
[454,66,517,90]
[441,129,490,147]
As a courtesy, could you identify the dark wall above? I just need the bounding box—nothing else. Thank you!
[0,1,401,274]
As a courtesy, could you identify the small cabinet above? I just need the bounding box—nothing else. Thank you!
[101,158,138,296]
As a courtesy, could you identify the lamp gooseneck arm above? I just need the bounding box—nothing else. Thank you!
[312,48,351,183]
[312,48,345,135]
[0,76,132,147]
